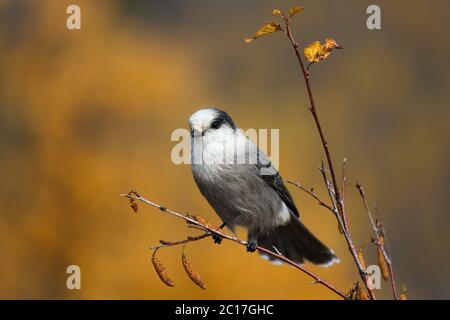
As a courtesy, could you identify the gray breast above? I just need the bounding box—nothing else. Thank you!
[192,163,284,232]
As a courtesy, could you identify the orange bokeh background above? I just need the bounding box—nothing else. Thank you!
[0,0,449,299]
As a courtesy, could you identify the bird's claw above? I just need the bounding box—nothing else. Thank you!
[246,239,258,252]
[212,233,222,244]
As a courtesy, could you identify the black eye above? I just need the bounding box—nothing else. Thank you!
[210,120,221,129]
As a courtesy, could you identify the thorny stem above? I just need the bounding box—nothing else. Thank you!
[356,184,399,300]
[281,15,376,300]
[121,191,347,299]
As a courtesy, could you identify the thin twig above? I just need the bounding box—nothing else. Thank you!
[151,233,212,250]
[121,191,347,299]
[356,184,399,300]
[319,160,339,214]
[341,158,348,230]
[280,15,376,299]
[287,180,336,213]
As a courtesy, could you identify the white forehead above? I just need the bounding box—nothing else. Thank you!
[188,108,218,128]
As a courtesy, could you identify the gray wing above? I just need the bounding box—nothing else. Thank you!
[256,150,300,218]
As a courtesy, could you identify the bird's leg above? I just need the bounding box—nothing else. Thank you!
[246,230,258,252]
[212,222,227,244]
[212,234,222,244]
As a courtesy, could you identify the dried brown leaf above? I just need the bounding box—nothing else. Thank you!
[151,250,175,287]
[182,247,207,290]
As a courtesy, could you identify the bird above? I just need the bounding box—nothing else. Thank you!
[189,107,339,267]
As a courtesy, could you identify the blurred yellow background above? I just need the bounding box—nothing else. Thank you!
[0,0,449,299]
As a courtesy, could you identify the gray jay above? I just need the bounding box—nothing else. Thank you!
[189,108,339,266]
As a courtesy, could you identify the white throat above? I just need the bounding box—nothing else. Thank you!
[191,128,251,165]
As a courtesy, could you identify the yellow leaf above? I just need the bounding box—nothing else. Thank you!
[289,6,304,17]
[272,9,282,16]
[244,22,282,44]
[255,23,281,37]
[304,38,342,64]
[303,41,322,63]
[324,38,342,50]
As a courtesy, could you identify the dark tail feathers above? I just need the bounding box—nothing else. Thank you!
[258,218,339,266]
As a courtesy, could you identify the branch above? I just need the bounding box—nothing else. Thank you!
[280,14,376,300]
[287,180,336,213]
[150,233,212,250]
[356,183,399,300]
[121,191,347,299]
[341,158,349,231]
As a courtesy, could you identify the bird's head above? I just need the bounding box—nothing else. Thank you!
[188,108,236,140]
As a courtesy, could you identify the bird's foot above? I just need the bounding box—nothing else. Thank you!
[246,239,258,252]
[211,222,227,245]
[212,233,222,245]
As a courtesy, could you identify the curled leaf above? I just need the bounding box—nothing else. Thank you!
[272,9,282,16]
[303,38,342,64]
[182,247,207,290]
[151,250,175,287]
[289,6,304,17]
[244,22,282,44]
